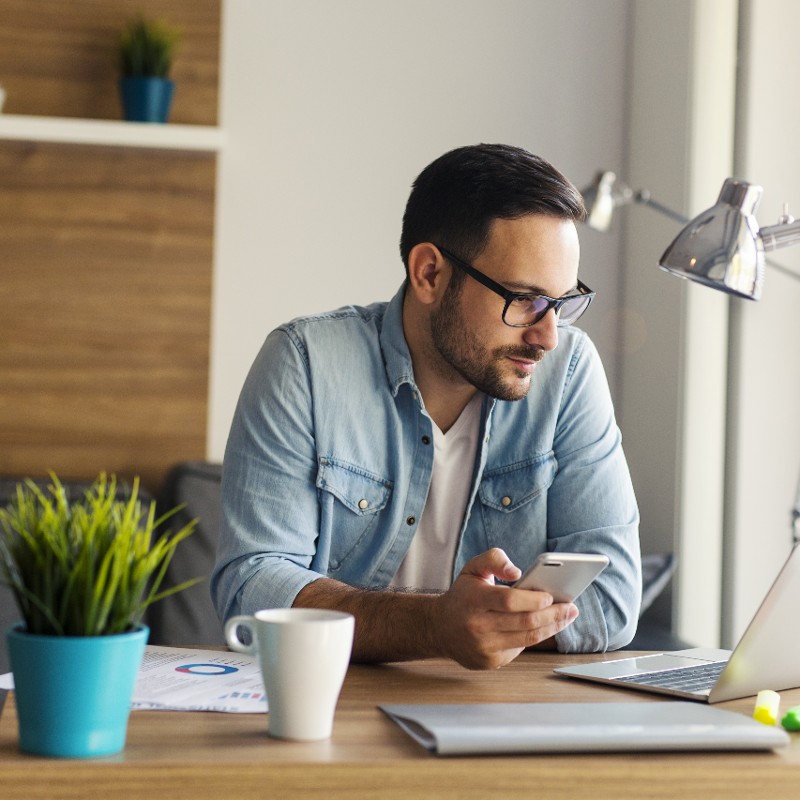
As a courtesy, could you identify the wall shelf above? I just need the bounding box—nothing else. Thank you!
[0,114,224,152]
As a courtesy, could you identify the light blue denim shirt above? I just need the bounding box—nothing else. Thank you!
[212,284,641,652]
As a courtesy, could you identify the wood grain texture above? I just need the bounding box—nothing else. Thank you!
[0,2,219,493]
[0,141,214,492]
[0,0,220,124]
[0,652,799,800]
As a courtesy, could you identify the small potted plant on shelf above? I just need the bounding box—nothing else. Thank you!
[118,15,181,123]
[0,473,198,758]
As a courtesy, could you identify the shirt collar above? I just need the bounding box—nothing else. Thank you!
[379,282,498,425]
[380,282,418,397]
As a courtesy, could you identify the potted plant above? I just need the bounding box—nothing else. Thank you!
[0,473,198,757]
[118,15,181,123]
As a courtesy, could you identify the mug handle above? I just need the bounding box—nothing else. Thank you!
[224,615,258,654]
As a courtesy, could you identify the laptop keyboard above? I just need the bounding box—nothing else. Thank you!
[612,660,728,693]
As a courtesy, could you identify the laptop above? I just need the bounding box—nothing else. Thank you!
[555,544,800,703]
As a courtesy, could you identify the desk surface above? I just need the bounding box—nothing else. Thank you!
[1,651,799,799]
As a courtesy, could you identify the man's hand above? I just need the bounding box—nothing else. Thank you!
[293,547,578,670]
[432,548,579,669]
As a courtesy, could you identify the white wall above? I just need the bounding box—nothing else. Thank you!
[621,0,737,646]
[208,0,633,459]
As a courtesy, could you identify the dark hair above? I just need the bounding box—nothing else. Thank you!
[399,144,586,273]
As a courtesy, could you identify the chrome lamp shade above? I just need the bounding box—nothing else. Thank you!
[659,179,765,301]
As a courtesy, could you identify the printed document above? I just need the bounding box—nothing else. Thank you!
[131,645,267,713]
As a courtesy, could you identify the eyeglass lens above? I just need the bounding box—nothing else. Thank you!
[504,293,592,327]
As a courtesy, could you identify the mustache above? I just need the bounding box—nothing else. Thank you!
[495,345,545,362]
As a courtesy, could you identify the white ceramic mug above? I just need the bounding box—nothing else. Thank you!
[224,608,355,741]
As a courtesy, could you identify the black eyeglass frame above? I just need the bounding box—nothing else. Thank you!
[435,245,595,328]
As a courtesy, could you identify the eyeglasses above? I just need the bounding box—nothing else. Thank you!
[435,245,595,328]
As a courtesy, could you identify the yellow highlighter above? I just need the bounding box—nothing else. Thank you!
[753,690,781,725]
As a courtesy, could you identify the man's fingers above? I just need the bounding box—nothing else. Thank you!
[486,603,580,649]
[500,601,578,632]
[460,547,522,584]
[476,584,554,614]
[437,551,581,670]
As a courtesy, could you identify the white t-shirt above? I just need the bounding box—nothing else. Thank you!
[390,393,483,592]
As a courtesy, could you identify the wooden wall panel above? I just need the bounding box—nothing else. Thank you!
[0,0,220,124]
[0,1,220,493]
[0,142,214,492]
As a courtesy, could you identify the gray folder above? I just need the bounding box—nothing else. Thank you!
[380,702,789,755]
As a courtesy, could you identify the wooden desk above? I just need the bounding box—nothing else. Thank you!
[1,652,799,799]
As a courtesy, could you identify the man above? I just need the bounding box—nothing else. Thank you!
[212,144,641,670]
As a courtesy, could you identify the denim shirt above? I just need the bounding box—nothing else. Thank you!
[212,284,641,652]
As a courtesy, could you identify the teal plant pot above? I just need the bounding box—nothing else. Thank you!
[7,623,148,758]
[119,76,174,123]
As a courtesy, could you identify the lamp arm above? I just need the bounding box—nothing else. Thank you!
[759,218,800,252]
[633,190,690,225]
[761,217,800,544]
[755,219,800,284]
[793,465,800,547]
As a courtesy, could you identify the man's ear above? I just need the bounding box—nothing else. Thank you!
[407,243,448,306]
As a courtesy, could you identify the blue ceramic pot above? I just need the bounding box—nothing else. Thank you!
[119,77,175,123]
[7,623,148,758]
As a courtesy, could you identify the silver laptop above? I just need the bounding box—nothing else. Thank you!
[555,544,800,703]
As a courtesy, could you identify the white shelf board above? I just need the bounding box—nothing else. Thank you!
[0,114,224,152]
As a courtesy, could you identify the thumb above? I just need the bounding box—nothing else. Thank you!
[461,547,522,584]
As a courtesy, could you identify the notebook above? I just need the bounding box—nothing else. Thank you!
[555,544,800,703]
[380,702,789,754]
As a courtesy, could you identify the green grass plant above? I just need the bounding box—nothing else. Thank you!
[119,16,180,79]
[0,473,199,637]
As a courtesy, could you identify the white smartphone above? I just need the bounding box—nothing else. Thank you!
[512,552,609,602]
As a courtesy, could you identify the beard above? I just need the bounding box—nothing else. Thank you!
[429,283,545,401]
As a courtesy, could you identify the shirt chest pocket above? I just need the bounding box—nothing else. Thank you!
[477,452,557,553]
[316,457,393,573]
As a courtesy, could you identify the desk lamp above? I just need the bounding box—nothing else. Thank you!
[581,172,800,544]
[657,178,800,544]
[581,171,800,291]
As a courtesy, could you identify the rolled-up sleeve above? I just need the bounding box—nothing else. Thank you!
[548,334,641,652]
[211,328,326,622]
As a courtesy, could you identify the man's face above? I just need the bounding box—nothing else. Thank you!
[429,214,581,401]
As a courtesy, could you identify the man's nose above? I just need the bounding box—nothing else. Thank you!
[521,309,559,351]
